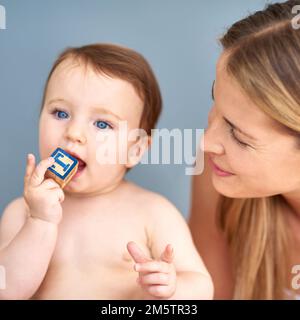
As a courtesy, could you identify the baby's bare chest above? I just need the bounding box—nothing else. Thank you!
[51,206,150,271]
[32,208,150,299]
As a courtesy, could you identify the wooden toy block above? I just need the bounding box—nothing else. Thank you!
[45,148,78,188]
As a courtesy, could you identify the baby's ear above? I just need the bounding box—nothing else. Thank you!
[126,131,151,169]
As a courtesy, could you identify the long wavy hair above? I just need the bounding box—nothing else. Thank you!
[218,0,300,299]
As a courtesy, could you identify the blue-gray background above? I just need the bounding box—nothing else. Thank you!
[0,0,281,218]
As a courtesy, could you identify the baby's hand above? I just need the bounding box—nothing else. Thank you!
[23,154,65,225]
[127,241,176,299]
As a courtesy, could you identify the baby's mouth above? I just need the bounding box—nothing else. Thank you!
[72,158,87,179]
[65,151,87,178]
[77,158,87,172]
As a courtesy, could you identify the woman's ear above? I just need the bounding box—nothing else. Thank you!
[126,133,151,169]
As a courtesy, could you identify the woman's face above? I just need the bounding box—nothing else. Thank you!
[203,54,300,198]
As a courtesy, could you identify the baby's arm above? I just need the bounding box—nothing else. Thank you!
[0,155,63,299]
[128,196,214,300]
[0,199,58,299]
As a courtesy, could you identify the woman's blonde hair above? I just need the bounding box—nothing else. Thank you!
[218,0,300,299]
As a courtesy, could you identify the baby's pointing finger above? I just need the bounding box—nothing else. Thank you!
[24,154,36,186]
[135,261,170,274]
[127,241,152,264]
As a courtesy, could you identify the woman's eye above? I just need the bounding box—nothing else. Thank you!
[53,109,69,119]
[223,117,250,149]
[95,120,112,130]
[229,127,249,148]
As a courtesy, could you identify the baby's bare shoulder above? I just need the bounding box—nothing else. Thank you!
[0,197,29,249]
[124,181,184,222]
[125,182,207,271]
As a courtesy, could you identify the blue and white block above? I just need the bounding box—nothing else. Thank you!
[45,148,78,188]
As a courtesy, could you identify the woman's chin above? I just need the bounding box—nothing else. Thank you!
[211,175,243,198]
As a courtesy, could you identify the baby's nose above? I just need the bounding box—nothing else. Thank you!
[65,123,87,145]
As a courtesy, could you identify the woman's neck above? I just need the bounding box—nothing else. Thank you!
[282,190,300,219]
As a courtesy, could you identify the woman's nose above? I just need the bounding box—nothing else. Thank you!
[64,121,87,145]
[202,107,225,155]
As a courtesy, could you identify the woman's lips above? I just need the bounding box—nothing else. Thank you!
[208,157,234,177]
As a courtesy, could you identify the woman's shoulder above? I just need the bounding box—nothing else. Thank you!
[189,153,234,299]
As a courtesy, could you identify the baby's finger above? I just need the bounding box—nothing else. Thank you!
[160,244,174,264]
[30,157,55,188]
[24,154,36,186]
[135,261,170,274]
[127,241,152,264]
[138,272,169,286]
[41,179,64,202]
[146,285,170,299]
[41,178,61,190]
[56,188,65,203]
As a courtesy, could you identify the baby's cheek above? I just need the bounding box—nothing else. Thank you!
[39,124,62,158]
[89,162,126,190]
[94,131,129,166]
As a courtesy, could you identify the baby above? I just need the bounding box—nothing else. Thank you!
[0,44,213,300]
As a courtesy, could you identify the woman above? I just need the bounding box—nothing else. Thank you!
[189,0,300,299]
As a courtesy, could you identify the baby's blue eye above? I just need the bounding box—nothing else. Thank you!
[56,110,69,119]
[95,120,112,130]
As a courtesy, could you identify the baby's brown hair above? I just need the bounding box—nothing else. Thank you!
[41,43,162,135]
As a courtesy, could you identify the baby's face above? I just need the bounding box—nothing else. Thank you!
[39,58,144,196]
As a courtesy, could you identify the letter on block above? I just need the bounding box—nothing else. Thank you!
[45,148,78,188]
